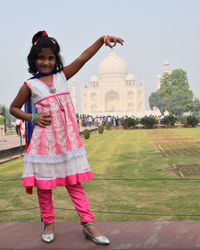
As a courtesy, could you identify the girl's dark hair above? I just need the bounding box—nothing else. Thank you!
[27,31,64,75]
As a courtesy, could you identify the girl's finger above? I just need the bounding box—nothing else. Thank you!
[106,40,112,48]
[44,118,51,123]
[43,114,51,118]
[111,41,117,48]
[39,123,45,128]
[42,120,50,126]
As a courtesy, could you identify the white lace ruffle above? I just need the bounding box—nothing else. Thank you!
[24,147,86,163]
[22,154,91,180]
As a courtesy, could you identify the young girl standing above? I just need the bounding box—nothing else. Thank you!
[10,31,124,244]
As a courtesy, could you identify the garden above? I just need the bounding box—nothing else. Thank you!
[1,127,200,222]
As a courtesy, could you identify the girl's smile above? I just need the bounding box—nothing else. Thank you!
[35,48,56,74]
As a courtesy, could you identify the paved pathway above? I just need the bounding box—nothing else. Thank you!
[0,127,96,163]
[0,134,25,151]
[0,135,25,163]
[0,221,200,249]
[0,126,96,152]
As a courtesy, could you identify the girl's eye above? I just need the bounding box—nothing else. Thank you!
[38,55,45,60]
[49,56,55,60]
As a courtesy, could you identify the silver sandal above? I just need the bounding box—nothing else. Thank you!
[42,224,55,243]
[83,222,110,245]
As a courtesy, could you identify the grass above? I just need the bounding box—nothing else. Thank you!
[5,131,17,136]
[1,128,200,222]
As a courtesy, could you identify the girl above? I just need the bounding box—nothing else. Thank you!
[10,31,124,244]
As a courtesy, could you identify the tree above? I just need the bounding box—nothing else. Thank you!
[191,98,200,117]
[168,70,193,119]
[167,90,193,119]
[149,92,159,110]
[149,73,172,115]
[1,106,6,117]
[149,69,193,119]
[170,69,188,88]
[0,105,16,132]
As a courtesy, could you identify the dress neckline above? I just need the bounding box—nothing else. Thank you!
[36,74,55,90]
[30,72,53,79]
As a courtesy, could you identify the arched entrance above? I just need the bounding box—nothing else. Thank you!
[105,91,120,112]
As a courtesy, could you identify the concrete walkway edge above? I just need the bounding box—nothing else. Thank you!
[0,221,200,249]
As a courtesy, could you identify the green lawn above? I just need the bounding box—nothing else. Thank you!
[1,128,200,222]
[5,130,17,136]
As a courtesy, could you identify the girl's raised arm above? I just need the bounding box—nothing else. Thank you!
[63,35,124,80]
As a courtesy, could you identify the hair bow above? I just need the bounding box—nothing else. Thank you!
[42,31,48,37]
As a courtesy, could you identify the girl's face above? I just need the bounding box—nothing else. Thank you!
[35,48,56,74]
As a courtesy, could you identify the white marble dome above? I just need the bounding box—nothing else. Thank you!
[98,52,128,75]
[90,75,98,82]
[126,73,135,81]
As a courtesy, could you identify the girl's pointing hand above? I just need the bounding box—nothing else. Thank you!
[105,36,124,48]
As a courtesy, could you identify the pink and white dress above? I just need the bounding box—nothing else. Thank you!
[23,71,93,190]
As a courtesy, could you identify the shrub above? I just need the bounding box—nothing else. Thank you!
[161,115,177,127]
[121,118,136,129]
[140,116,158,129]
[180,116,187,125]
[98,125,104,134]
[186,116,199,127]
[105,122,111,130]
[135,118,140,125]
[83,129,90,139]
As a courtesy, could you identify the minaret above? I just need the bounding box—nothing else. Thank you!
[141,76,144,87]
[140,77,145,111]
[71,79,77,113]
[157,61,169,90]
[157,75,161,90]
[163,61,170,73]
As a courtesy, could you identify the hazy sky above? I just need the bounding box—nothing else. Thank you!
[1,0,200,112]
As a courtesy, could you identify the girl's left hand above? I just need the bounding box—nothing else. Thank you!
[105,36,124,48]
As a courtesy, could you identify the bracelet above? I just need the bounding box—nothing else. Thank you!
[31,113,35,125]
[104,35,109,46]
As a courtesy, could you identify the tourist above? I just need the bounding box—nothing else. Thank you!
[78,117,82,130]
[14,118,21,135]
[0,113,5,142]
[10,31,124,244]
[107,116,111,125]
[103,116,107,125]
[88,116,92,127]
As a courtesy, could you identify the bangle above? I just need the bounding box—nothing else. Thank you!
[104,35,109,46]
[31,113,35,125]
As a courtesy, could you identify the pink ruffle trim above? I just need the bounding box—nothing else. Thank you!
[22,171,93,190]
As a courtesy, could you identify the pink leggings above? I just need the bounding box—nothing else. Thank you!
[37,183,95,225]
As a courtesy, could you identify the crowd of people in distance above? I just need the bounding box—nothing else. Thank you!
[13,114,166,136]
[77,115,138,128]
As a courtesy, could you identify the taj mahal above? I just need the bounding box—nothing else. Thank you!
[71,52,164,117]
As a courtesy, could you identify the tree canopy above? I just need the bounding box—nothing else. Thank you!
[149,69,194,118]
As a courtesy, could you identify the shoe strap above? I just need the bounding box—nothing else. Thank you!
[83,222,96,228]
